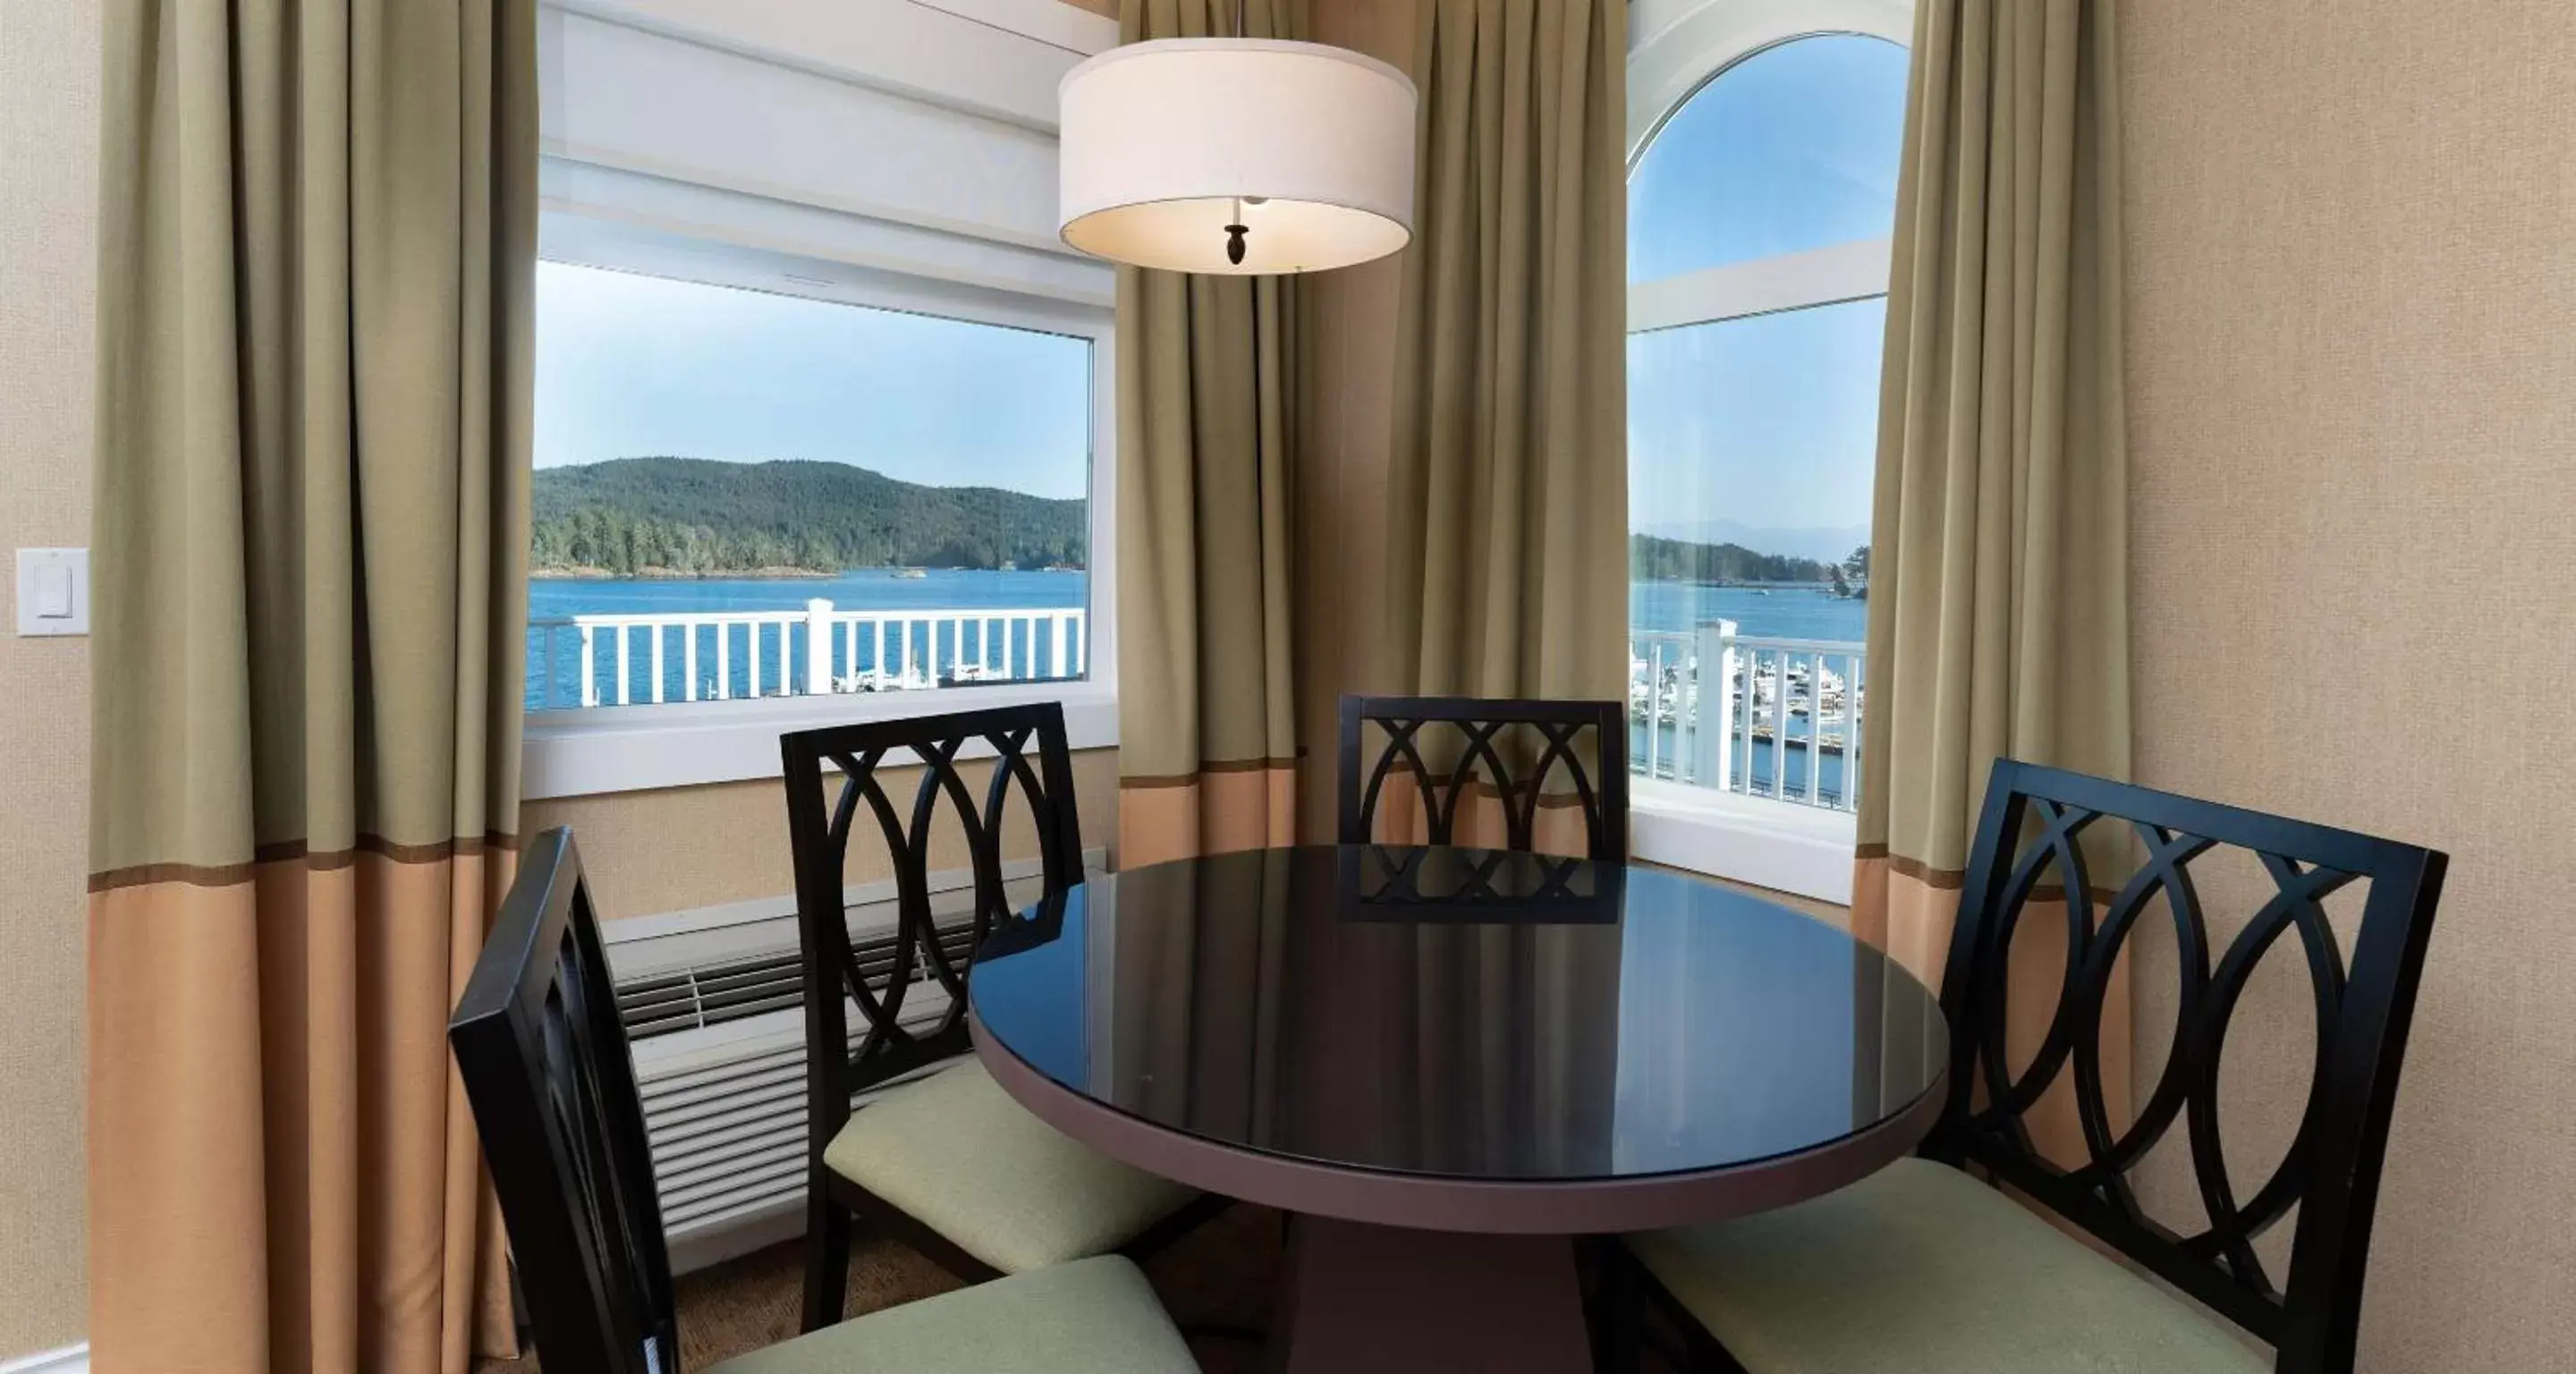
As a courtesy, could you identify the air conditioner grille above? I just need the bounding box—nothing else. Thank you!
[614,919,979,1041]
[597,853,1098,1276]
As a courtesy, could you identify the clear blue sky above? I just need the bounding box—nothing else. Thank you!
[1626,34,1908,544]
[535,263,1093,499]
[536,34,1905,549]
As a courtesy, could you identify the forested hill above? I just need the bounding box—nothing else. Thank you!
[1630,533,1832,584]
[531,458,1087,576]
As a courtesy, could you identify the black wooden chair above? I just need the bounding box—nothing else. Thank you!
[449,827,1199,1374]
[1337,694,1630,861]
[781,703,1219,1334]
[1604,759,2448,1374]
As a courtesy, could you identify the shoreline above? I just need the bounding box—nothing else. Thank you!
[534,565,843,581]
[530,564,1090,581]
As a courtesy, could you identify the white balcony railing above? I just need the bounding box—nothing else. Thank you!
[529,599,1088,712]
[1630,619,1865,812]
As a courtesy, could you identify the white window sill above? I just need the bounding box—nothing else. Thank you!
[522,681,1118,800]
[1630,777,1856,906]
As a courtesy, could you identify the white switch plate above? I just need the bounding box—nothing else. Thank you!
[15,547,89,636]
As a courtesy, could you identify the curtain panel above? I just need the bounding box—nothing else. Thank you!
[1852,0,2133,1158]
[1367,0,1627,847]
[1114,1,1308,868]
[89,2,538,1369]
[1380,0,1627,708]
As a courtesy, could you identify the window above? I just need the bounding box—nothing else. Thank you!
[1624,14,1909,899]
[521,229,1117,798]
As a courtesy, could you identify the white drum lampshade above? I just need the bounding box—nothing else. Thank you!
[1057,38,1418,276]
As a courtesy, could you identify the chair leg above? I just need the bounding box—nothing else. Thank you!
[801,1173,851,1334]
[1619,1245,1749,1374]
[1683,1320,1748,1374]
[1591,1242,1644,1373]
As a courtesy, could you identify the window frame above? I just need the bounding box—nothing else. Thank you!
[520,214,1119,801]
[1623,0,1912,903]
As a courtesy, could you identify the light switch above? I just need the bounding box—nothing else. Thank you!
[16,547,89,636]
[35,563,72,616]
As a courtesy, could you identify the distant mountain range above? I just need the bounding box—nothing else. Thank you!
[530,457,1085,576]
[1634,518,1871,566]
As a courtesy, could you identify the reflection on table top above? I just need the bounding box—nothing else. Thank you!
[970,845,1948,1184]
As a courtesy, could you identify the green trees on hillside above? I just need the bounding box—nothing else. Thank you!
[1630,533,1832,584]
[530,458,1087,576]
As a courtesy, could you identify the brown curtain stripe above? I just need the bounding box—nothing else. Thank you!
[89,0,537,1367]
[1854,844,2114,901]
[1122,755,1308,789]
[1114,0,1309,869]
[88,832,524,895]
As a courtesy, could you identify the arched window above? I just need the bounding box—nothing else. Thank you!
[1625,5,1909,890]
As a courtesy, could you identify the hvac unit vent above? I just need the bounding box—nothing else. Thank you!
[614,923,979,1043]
[601,852,1096,1274]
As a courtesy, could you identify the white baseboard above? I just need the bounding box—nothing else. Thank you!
[668,1195,805,1276]
[0,1343,88,1374]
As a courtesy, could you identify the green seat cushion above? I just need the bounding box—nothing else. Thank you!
[1624,1158,2270,1374]
[824,1057,1199,1275]
[707,1254,1198,1374]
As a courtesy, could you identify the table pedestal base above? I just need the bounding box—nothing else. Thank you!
[1279,1218,1592,1373]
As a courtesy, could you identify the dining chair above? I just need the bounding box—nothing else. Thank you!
[1602,759,2448,1374]
[450,827,1200,1374]
[780,703,1217,1333]
[1337,694,1630,861]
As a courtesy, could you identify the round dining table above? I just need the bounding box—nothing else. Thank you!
[966,844,1951,1372]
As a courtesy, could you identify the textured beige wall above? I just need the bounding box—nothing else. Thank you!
[2122,2,2576,1367]
[525,749,1123,920]
[14,1,2560,1367]
[0,0,97,1357]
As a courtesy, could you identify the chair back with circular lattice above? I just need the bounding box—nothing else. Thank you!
[779,703,1086,1140]
[1337,694,1629,861]
[1934,759,2446,1374]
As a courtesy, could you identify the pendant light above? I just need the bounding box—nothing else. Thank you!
[1055,4,1417,276]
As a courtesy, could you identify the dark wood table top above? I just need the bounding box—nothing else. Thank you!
[968,844,1949,1234]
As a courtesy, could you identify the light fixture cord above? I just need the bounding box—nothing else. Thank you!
[1221,0,1253,266]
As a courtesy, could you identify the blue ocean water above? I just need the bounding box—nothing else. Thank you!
[1627,581,1867,641]
[530,576,1860,642]
[525,569,1089,710]
[528,572,1870,805]
[528,567,1089,621]
[1627,582,1868,804]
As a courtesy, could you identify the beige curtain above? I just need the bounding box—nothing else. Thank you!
[88,2,536,1370]
[1364,0,1626,852]
[1851,0,2132,1156]
[1380,0,1627,708]
[1114,0,1307,868]
[1345,0,1630,1151]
